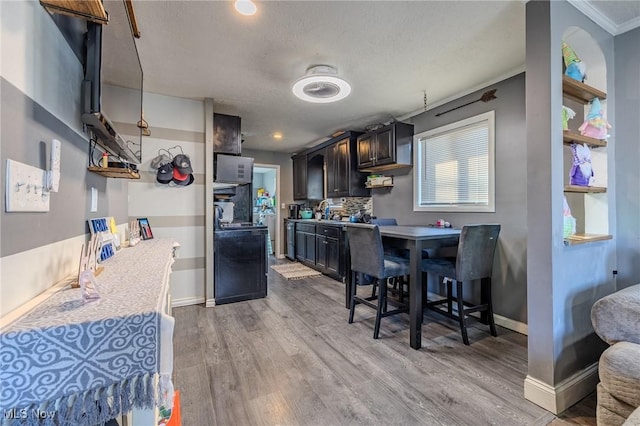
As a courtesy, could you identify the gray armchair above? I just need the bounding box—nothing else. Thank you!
[591,284,640,425]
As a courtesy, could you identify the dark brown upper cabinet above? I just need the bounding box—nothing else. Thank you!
[357,121,414,172]
[292,154,308,200]
[292,152,324,201]
[325,133,369,198]
[213,113,241,155]
[292,131,368,201]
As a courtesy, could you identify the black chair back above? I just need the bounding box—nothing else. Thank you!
[370,218,398,226]
[346,224,386,279]
[456,224,501,282]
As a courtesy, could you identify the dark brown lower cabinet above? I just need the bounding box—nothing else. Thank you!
[294,222,345,281]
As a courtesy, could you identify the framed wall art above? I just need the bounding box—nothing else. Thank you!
[138,217,154,240]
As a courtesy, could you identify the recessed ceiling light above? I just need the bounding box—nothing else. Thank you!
[235,0,257,16]
[273,132,283,140]
[292,65,351,103]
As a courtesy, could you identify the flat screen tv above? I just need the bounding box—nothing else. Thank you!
[82,0,142,165]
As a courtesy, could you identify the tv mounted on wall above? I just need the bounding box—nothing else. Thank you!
[81,0,142,165]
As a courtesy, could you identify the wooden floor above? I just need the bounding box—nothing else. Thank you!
[172,258,596,425]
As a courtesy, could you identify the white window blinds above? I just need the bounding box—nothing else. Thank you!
[414,111,495,212]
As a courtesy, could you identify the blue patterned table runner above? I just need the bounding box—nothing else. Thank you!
[0,238,177,425]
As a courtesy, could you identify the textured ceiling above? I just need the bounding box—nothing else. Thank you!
[101,1,637,154]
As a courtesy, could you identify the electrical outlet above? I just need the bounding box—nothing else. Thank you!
[5,159,50,212]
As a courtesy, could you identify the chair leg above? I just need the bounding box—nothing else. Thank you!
[483,277,497,337]
[456,280,470,345]
[373,279,386,339]
[446,278,453,315]
[349,271,358,324]
[398,276,404,304]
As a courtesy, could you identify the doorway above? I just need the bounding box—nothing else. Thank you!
[253,163,282,258]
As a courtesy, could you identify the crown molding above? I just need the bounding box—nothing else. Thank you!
[616,15,640,35]
[567,0,635,36]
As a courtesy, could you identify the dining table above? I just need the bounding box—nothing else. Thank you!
[346,225,461,350]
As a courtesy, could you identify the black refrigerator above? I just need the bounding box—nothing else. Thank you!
[214,226,268,305]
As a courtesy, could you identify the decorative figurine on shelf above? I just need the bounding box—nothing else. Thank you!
[563,196,577,238]
[569,143,594,186]
[579,97,611,140]
[562,105,576,130]
[562,41,587,82]
[562,105,576,131]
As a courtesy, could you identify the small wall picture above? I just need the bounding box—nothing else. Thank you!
[138,218,154,240]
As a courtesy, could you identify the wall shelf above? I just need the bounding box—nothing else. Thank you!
[564,233,612,246]
[365,183,394,189]
[88,166,140,179]
[40,0,108,24]
[563,130,607,147]
[360,163,411,173]
[564,185,606,193]
[562,75,607,103]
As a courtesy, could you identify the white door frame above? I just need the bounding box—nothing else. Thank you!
[254,162,283,258]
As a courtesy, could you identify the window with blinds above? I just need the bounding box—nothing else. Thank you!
[413,111,495,212]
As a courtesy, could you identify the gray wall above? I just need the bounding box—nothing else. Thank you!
[614,26,640,289]
[373,73,528,324]
[526,0,616,391]
[0,0,130,316]
[1,78,128,257]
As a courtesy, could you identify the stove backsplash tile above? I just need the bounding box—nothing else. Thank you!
[342,197,372,215]
[309,197,371,217]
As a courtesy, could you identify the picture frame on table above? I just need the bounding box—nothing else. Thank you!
[138,218,154,240]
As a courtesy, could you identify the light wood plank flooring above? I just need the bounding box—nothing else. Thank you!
[172,259,596,425]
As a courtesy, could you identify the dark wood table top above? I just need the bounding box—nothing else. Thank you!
[378,225,461,240]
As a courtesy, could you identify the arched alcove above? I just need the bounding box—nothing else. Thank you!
[561,26,610,240]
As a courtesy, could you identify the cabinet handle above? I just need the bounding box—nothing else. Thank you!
[334,189,338,192]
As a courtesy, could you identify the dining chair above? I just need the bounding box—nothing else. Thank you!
[369,218,399,226]
[346,224,410,339]
[369,218,409,302]
[421,224,501,345]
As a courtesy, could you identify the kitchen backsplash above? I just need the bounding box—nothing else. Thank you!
[310,197,372,217]
[342,197,372,215]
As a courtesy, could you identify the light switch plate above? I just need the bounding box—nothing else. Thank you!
[91,187,98,212]
[5,159,50,212]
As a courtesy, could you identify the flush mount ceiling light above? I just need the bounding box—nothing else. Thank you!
[292,65,351,103]
[235,0,257,16]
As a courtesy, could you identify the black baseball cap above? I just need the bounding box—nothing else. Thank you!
[173,173,194,186]
[156,162,173,184]
[173,154,193,174]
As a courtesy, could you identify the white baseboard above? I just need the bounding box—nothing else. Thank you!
[494,313,528,335]
[205,298,215,308]
[524,362,599,414]
[276,254,285,259]
[426,291,528,335]
[171,296,205,308]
